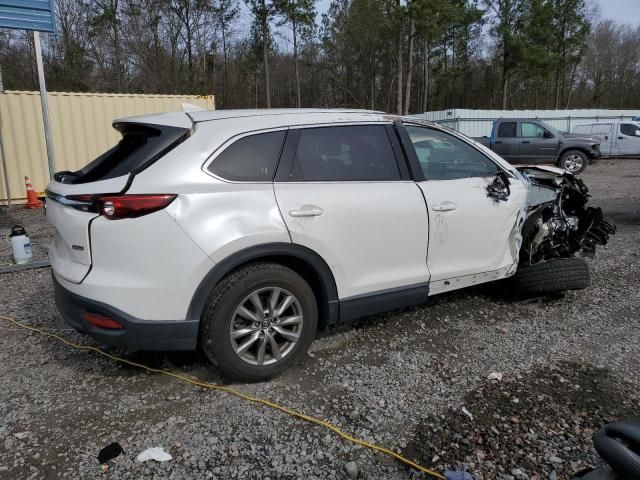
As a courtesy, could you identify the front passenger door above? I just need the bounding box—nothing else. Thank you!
[519,121,558,162]
[402,124,527,294]
[617,123,640,155]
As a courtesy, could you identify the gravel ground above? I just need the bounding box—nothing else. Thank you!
[0,159,638,480]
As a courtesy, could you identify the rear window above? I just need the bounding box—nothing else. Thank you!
[54,123,189,184]
[208,131,286,182]
[497,122,517,138]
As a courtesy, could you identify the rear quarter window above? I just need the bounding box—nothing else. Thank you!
[208,131,286,182]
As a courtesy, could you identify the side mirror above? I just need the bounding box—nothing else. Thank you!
[635,130,640,137]
[543,130,554,139]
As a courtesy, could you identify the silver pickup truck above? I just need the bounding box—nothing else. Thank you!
[474,118,601,174]
[572,121,640,156]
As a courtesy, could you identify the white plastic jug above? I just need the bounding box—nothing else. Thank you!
[9,225,33,265]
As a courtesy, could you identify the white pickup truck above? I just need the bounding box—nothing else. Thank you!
[572,121,640,156]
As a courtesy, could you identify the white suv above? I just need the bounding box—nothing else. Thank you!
[47,109,614,381]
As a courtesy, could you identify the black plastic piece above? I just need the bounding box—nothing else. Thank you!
[97,442,123,464]
[339,283,429,322]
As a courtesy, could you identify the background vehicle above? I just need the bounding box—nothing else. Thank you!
[572,121,640,156]
[474,118,601,174]
[45,110,614,382]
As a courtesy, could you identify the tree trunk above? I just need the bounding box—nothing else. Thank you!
[261,0,271,108]
[422,41,430,112]
[222,18,228,108]
[395,0,402,114]
[502,73,508,110]
[292,17,301,108]
[403,19,415,115]
[565,62,578,109]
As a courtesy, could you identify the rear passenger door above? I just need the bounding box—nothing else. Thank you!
[492,121,520,162]
[274,124,430,304]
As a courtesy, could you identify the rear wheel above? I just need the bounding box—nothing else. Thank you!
[558,150,588,174]
[201,263,317,382]
[512,257,590,298]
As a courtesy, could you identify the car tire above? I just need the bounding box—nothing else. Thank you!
[512,257,590,297]
[558,150,588,174]
[200,262,317,382]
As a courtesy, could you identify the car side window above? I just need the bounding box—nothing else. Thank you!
[208,131,286,182]
[497,122,517,138]
[620,123,640,137]
[521,122,546,138]
[405,125,499,181]
[592,124,611,135]
[291,125,401,181]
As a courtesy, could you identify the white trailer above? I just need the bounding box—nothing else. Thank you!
[571,121,640,156]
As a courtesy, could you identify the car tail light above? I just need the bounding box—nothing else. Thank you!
[84,312,123,329]
[98,194,177,219]
[66,194,176,219]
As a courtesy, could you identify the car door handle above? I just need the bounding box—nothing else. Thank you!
[289,206,324,217]
[495,140,503,144]
[432,202,457,212]
[521,140,531,144]
[618,136,624,140]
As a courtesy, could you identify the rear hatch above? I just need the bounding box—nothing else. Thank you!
[47,118,191,283]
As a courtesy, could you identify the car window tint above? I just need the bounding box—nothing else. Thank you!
[521,122,546,138]
[209,131,286,181]
[620,123,640,137]
[405,126,499,181]
[293,125,400,181]
[497,122,517,138]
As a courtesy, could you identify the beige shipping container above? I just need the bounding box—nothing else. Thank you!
[0,91,214,204]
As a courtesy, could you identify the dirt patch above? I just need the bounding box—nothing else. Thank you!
[402,362,640,478]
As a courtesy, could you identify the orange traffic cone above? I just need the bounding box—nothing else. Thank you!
[25,176,43,209]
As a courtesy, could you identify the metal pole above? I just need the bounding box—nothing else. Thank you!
[0,66,10,207]
[0,129,11,208]
[33,31,55,178]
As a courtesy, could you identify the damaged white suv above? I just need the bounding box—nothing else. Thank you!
[46,109,615,381]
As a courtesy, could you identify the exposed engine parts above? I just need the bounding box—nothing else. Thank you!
[518,168,616,265]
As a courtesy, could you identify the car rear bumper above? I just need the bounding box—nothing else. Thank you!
[53,274,199,351]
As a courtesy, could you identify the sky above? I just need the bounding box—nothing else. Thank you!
[592,0,640,26]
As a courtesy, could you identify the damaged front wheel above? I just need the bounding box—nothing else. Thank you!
[512,258,591,298]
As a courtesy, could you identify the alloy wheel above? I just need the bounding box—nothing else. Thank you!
[229,287,304,366]
[564,154,584,173]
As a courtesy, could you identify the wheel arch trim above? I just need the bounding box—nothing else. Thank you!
[187,243,340,326]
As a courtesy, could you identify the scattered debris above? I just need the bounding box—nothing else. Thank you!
[461,407,473,421]
[487,372,503,381]
[136,447,173,463]
[444,470,473,480]
[344,461,358,479]
[97,442,123,465]
[13,432,29,440]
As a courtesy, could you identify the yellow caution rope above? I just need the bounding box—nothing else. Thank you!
[0,313,444,479]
